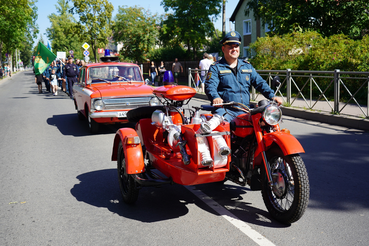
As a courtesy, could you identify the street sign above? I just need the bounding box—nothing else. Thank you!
[84,56,90,62]
[98,48,104,53]
[69,50,74,54]
[83,50,90,57]
[82,43,90,50]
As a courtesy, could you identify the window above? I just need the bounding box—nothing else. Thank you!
[79,68,85,84]
[265,23,271,33]
[243,19,252,35]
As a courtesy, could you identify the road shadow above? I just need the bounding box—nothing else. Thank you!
[70,168,287,227]
[295,130,369,211]
[192,182,289,228]
[70,168,192,222]
[46,113,135,137]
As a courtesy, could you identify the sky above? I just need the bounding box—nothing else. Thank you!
[34,0,239,46]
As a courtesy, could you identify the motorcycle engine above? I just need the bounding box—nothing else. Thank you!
[152,109,170,128]
[151,109,181,148]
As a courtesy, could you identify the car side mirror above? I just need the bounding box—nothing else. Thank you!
[87,77,92,85]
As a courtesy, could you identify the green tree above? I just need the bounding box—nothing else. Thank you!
[206,29,222,54]
[112,6,159,62]
[0,0,37,67]
[47,0,82,59]
[246,0,369,40]
[20,35,35,68]
[160,0,222,59]
[70,0,114,62]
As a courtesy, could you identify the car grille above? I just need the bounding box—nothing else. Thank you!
[103,97,152,110]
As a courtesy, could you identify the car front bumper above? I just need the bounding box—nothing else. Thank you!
[90,111,128,120]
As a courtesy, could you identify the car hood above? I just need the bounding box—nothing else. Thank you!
[91,83,154,98]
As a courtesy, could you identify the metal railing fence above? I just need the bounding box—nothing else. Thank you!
[188,68,369,119]
[187,68,209,92]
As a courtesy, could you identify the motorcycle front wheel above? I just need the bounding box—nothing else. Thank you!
[262,148,309,224]
[117,141,139,204]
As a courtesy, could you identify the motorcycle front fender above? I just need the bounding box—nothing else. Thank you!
[264,131,305,155]
[111,128,145,174]
[254,131,305,158]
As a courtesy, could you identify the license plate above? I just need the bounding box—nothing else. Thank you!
[117,111,127,118]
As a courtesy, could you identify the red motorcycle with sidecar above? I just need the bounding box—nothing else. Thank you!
[111,77,310,224]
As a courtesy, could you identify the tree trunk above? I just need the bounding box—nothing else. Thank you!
[8,50,12,74]
[0,41,3,68]
[222,0,226,37]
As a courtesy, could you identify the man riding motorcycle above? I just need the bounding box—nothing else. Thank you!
[205,31,282,122]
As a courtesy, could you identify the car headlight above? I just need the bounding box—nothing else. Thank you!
[263,105,282,126]
[149,97,160,106]
[93,99,105,111]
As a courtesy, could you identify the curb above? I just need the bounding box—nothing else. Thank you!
[194,93,369,131]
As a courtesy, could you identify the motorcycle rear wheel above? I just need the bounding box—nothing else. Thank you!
[117,141,139,204]
[262,148,309,224]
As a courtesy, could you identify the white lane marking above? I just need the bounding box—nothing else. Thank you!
[186,186,276,246]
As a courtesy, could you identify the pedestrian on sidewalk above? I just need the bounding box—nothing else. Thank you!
[172,58,183,84]
[149,61,158,85]
[158,61,166,85]
[199,53,213,93]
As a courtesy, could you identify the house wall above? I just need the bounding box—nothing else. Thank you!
[233,0,269,58]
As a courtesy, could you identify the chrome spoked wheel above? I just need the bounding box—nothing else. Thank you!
[262,148,309,224]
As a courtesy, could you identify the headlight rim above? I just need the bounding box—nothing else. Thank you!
[93,98,105,111]
[149,96,160,106]
[262,104,282,126]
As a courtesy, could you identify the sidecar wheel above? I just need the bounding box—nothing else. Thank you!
[261,149,310,224]
[117,141,139,204]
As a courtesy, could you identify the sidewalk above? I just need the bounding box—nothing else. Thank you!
[0,70,23,86]
[194,93,369,131]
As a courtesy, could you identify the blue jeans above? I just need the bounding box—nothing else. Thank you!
[214,107,246,122]
[151,72,156,83]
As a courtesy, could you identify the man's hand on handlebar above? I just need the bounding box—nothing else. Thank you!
[213,98,223,106]
[272,97,283,106]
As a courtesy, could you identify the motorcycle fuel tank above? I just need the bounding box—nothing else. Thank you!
[153,85,196,101]
[231,113,253,137]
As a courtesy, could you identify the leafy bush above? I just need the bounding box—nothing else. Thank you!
[250,31,369,72]
[147,46,190,62]
[249,31,369,103]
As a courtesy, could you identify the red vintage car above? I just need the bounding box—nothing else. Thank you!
[73,58,158,133]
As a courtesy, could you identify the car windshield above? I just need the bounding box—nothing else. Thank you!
[88,65,143,83]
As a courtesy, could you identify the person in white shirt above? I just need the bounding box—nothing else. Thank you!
[199,53,213,93]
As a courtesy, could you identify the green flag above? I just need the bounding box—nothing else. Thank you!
[34,42,56,75]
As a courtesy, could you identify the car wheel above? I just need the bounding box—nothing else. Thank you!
[86,110,99,133]
[77,111,84,121]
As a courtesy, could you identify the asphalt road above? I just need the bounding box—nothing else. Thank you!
[1,71,369,246]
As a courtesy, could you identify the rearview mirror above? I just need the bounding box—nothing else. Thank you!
[271,76,281,89]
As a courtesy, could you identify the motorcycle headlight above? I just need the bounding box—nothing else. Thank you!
[149,97,160,106]
[263,105,282,126]
[93,99,105,111]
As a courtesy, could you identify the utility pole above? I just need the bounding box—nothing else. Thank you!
[222,0,226,37]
